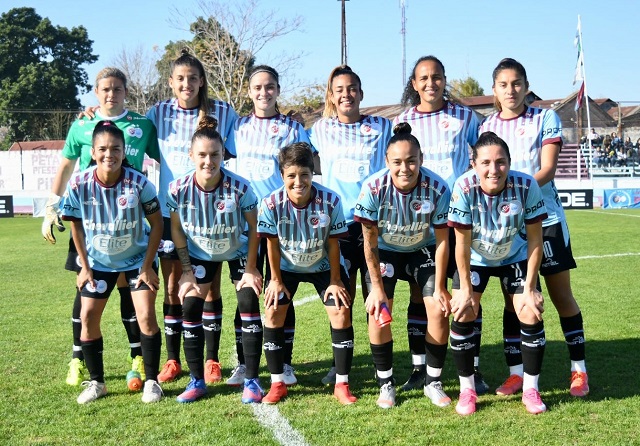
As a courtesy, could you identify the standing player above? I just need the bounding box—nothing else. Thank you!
[394,56,487,394]
[60,121,163,404]
[42,67,160,391]
[146,50,238,383]
[257,143,357,405]
[168,117,264,403]
[479,58,589,398]
[308,65,391,385]
[448,131,548,415]
[355,123,451,409]
[223,65,310,387]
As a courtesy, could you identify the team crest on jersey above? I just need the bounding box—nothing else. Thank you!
[126,126,143,138]
[515,124,537,139]
[308,212,330,228]
[462,186,470,194]
[78,120,86,126]
[410,199,434,214]
[499,200,522,216]
[118,193,139,209]
[223,181,230,188]
[127,115,133,121]
[315,197,322,205]
[379,262,395,278]
[215,199,237,213]
[438,117,461,132]
[360,121,381,135]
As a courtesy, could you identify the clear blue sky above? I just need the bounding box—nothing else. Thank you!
[5,0,640,108]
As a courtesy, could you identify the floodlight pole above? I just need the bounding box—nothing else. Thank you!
[339,0,349,65]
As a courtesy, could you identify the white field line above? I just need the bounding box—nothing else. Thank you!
[251,404,311,446]
[575,252,640,260]
[583,210,640,218]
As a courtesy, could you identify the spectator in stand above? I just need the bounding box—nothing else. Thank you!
[615,146,627,167]
[586,128,601,147]
[611,132,622,151]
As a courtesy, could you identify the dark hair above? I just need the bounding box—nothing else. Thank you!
[400,55,452,107]
[387,122,421,154]
[278,142,314,174]
[248,64,281,114]
[171,49,209,121]
[191,115,223,148]
[323,65,363,118]
[90,121,132,168]
[472,131,511,163]
[491,58,529,112]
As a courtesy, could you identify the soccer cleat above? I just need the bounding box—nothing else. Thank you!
[204,360,222,384]
[456,388,478,416]
[141,380,163,403]
[283,364,298,386]
[496,374,524,396]
[401,365,426,391]
[570,371,589,397]
[176,376,208,403]
[66,358,87,386]
[262,382,288,404]
[424,381,452,407]
[226,364,247,387]
[474,368,490,395]
[126,370,143,392]
[321,367,337,386]
[522,388,547,414]
[77,380,107,404]
[241,378,264,404]
[157,359,182,383]
[333,382,357,405]
[376,381,396,409]
[131,355,146,381]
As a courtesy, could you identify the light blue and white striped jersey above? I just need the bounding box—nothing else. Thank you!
[146,98,238,217]
[308,115,392,224]
[393,102,479,189]
[225,113,310,200]
[257,183,348,273]
[167,168,257,262]
[479,106,564,227]
[448,169,548,267]
[353,167,450,252]
[60,166,160,272]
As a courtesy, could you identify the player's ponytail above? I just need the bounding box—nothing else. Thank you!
[387,122,421,154]
[191,115,223,148]
[171,49,210,123]
[323,65,363,118]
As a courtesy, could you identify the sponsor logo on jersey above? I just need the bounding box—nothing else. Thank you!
[515,123,537,139]
[92,234,133,254]
[382,232,424,247]
[193,236,231,255]
[410,199,434,214]
[438,117,461,132]
[499,200,522,216]
[360,121,381,135]
[184,222,237,236]
[285,249,323,267]
[84,219,138,232]
[308,212,330,228]
[214,199,237,213]
[471,239,512,260]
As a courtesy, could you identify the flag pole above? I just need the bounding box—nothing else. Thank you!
[576,15,593,180]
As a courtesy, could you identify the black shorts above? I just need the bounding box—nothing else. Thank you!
[266,266,350,307]
[65,236,81,273]
[80,263,159,299]
[451,259,541,294]
[190,256,247,284]
[158,217,178,260]
[338,222,366,274]
[540,222,577,276]
[364,246,437,298]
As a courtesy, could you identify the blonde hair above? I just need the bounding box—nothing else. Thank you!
[322,65,362,118]
[95,67,127,89]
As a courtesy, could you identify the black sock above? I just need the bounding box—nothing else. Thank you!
[283,304,295,365]
[140,331,162,382]
[263,326,285,375]
[407,301,427,359]
[370,341,394,386]
[71,289,83,360]
[119,287,142,358]
[425,342,447,385]
[163,303,183,363]
[520,321,545,376]
[473,304,483,367]
[503,309,522,367]
[81,337,104,382]
[237,287,262,379]
[332,326,354,376]
[450,320,475,378]
[560,312,586,361]
[203,299,222,362]
[234,307,245,365]
[182,296,205,379]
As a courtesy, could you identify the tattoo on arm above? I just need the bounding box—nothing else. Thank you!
[176,247,192,273]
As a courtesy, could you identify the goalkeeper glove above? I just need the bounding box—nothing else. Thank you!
[42,194,65,244]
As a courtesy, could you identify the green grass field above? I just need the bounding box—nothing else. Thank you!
[1,209,639,446]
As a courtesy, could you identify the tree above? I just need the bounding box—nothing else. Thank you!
[168,0,304,114]
[0,7,97,146]
[450,76,485,98]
